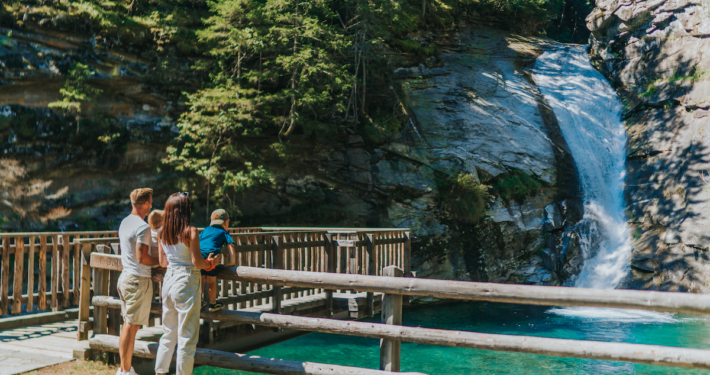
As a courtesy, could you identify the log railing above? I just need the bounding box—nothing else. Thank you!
[84,257,710,374]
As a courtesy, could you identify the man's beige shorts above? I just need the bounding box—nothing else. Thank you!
[117,273,153,326]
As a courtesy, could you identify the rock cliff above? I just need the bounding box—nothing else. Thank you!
[587,0,710,291]
[0,21,584,285]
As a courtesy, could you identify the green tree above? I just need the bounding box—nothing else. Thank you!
[49,63,102,134]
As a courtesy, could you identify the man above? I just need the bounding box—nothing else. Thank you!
[117,188,159,375]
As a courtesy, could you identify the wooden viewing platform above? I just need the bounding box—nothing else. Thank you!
[0,227,410,374]
[9,226,710,374]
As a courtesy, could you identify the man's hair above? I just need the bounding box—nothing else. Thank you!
[130,188,153,206]
[147,209,164,230]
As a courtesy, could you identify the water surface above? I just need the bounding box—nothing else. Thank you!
[194,302,710,375]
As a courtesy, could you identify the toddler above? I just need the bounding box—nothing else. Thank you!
[199,209,236,311]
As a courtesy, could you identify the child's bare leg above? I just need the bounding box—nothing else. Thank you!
[208,276,217,304]
[201,275,207,304]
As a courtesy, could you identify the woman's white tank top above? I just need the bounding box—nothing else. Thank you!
[160,239,195,269]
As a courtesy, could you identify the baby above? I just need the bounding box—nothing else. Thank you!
[147,209,165,285]
[199,209,236,311]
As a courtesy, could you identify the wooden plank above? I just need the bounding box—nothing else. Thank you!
[380,266,403,372]
[221,266,710,315]
[27,236,35,312]
[366,234,375,317]
[89,335,426,375]
[271,236,282,314]
[93,245,110,336]
[62,234,70,308]
[39,236,47,310]
[73,237,82,306]
[51,235,59,311]
[1,237,9,315]
[13,236,25,314]
[324,233,333,317]
[77,243,92,341]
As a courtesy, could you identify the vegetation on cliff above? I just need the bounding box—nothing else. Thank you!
[0,0,589,228]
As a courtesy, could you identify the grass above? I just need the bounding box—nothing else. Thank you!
[24,360,118,375]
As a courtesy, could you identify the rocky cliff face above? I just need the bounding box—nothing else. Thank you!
[587,0,710,291]
[1,21,584,286]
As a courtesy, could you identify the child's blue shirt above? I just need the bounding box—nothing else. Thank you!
[199,225,234,258]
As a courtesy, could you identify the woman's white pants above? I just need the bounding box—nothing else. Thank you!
[154,267,201,375]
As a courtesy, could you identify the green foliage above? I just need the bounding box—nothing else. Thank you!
[438,173,491,223]
[48,63,102,126]
[491,168,543,201]
[545,0,593,43]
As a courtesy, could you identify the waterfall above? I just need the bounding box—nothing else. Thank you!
[531,46,631,290]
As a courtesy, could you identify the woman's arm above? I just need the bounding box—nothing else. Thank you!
[158,241,168,268]
[188,227,222,269]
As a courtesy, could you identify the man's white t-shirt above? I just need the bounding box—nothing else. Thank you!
[119,215,152,278]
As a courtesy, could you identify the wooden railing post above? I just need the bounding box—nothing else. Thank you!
[93,245,110,336]
[78,242,93,341]
[1,236,9,315]
[62,234,70,308]
[12,236,24,314]
[107,242,121,364]
[27,236,35,312]
[38,236,47,311]
[366,234,375,317]
[403,231,412,305]
[324,233,334,317]
[271,235,282,314]
[51,235,59,312]
[380,265,403,372]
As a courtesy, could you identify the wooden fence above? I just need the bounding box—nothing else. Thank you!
[0,226,408,319]
[0,231,117,316]
[75,228,411,340]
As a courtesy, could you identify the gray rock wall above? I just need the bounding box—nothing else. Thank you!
[587,0,710,291]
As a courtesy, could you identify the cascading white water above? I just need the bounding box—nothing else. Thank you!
[531,45,632,290]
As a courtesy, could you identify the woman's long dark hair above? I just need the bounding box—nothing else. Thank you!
[159,192,192,246]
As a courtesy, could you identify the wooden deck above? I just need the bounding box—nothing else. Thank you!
[0,291,381,374]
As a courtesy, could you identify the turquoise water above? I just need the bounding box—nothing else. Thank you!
[194,302,710,374]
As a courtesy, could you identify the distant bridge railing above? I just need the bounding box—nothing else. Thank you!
[86,253,710,374]
[0,227,410,323]
[0,231,117,318]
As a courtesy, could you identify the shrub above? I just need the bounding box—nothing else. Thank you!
[491,168,543,201]
[439,173,491,223]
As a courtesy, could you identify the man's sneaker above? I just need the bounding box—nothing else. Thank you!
[209,302,224,312]
[128,368,139,375]
[117,368,139,375]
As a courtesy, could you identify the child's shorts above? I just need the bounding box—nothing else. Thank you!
[201,263,224,277]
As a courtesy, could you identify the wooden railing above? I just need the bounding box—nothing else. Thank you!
[85,257,710,374]
[75,228,411,340]
[0,227,409,319]
[0,231,117,316]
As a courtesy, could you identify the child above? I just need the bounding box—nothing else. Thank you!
[199,209,236,311]
[147,209,165,263]
[147,209,165,286]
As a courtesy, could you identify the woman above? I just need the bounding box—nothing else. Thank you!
[154,192,220,375]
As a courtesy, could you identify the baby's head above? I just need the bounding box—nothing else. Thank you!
[147,209,165,230]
